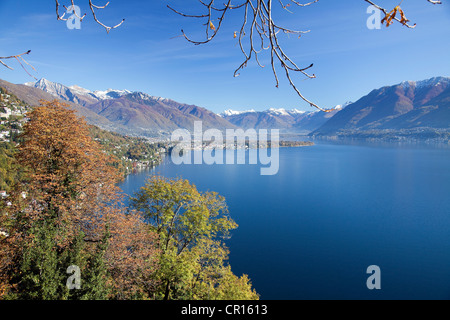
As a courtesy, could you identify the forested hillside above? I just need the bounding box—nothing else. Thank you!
[0,88,167,192]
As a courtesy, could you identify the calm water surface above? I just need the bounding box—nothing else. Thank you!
[119,141,450,300]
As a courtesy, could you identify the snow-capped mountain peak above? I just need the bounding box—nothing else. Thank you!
[68,84,92,96]
[220,108,311,117]
[25,78,69,98]
[92,88,132,100]
[24,78,136,102]
[333,101,353,110]
[220,109,256,117]
[268,108,290,116]
[287,109,307,115]
[400,77,450,90]
[126,91,169,103]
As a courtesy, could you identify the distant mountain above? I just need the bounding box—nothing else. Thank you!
[21,78,236,135]
[220,108,302,131]
[24,78,132,105]
[311,77,450,136]
[292,104,350,133]
[11,76,448,140]
[220,105,348,133]
[0,78,121,133]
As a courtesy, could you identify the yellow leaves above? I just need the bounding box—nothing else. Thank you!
[382,6,399,27]
[381,5,414,28]
[0,280,9,299]
[233,31,237,39]
[209,21,216,31]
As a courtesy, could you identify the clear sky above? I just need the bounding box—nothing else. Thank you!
[0,0,449,114]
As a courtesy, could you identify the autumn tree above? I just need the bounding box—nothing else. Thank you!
[131,176,259,300]
[0,143,21,192]
[0,100,159,299]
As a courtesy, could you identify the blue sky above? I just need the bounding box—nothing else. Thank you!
[0,0,449,113]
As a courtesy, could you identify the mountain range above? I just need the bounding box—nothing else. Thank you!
[22,78,233,136]
[19,78,345,135]
[311,77,450,137]
[0,76,449,139]
[220,104,350,134]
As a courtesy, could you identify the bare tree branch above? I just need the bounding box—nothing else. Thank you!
[55,0,125,33]
[169,0,442,111]
[0,50,37,80]
[88,0,125,33]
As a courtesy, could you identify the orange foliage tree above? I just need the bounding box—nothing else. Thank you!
[0,100,159,299]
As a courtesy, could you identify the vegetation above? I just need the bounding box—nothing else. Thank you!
[315,128,450,143]
[0,100,159,299]
[0,100,258,300]
[0,88,29,192]
[0,88,167,189]
[131,176,259,300]
[0,142,23,192]
[88,125,167,175]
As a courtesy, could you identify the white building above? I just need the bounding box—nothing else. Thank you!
[0,131,10,140]
[0,107,11,119]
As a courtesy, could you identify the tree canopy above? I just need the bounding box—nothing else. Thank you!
[131,176,259,300]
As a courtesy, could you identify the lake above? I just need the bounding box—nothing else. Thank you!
[119,141,450,300]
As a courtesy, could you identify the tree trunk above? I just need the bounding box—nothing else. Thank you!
[163,280,171,300]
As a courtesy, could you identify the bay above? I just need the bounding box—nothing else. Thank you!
[119,141,450,300]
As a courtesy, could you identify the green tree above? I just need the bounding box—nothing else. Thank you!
[131,176,259,300]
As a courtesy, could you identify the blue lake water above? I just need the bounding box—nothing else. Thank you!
[119,141,450,300]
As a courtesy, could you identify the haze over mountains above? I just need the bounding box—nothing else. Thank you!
[0,76,449,140]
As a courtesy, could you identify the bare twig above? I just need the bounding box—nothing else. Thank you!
[88,0,125,33]
[0,50,37,80]
[168,0,442,111]
[55,0,125,33]
[169,0,329,111]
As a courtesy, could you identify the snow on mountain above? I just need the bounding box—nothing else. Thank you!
[92,88,132,100]
[221,108,310,117]
[68,84,92,95]
[287,109,307,115]
[400,77,450,90]
[333,101,353,110]
[220,109,256,117]
[221,102,351,118]
[24,78,153,102]
[126,91,170,103]
[25,78,71,98]
[267,108,291,116]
